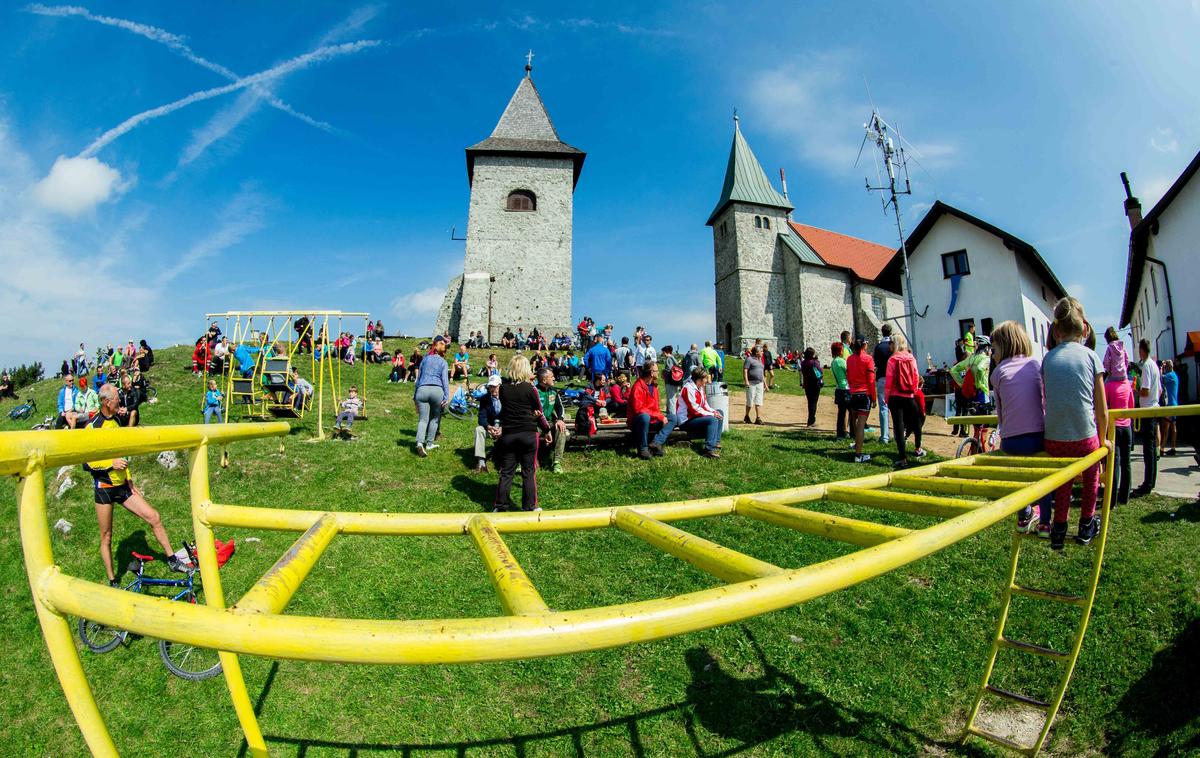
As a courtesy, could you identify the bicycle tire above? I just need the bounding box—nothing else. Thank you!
[31,421,52,431]
[158,592,222,680]
[445,408,470,421]
[955,436,982,458]
[78,617,127,653]
[145,386,158,400]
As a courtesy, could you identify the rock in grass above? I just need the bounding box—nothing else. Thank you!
[53,518,73,535]
[54,476,75,498]
[157,451,179,470]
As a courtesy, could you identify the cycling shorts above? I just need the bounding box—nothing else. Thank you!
[94,482,133,506]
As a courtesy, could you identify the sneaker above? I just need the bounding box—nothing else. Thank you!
[1037,522,1052,539]
[1016,505,1033,532]
[638,448,652,460]
[754,418,763,425]
[416,444,427,458]
[1049,522,1067,551]
[1075,516,1100,546]
[474,461,487,474]
[880,437,891,445]
[854,453,872,463]
[648,444,665,457]
[893,459,910,470]
[426,443,440,451]
[701,449,721,459]
[552,462,564,474]
[523,506,543,512]
[167,554,194,573]
[491,505,508,513]
[743,415,752,424]
[1166,448,1177,456]
[914,448,927,458]
[109,578,120,588]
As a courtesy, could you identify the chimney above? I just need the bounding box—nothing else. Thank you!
[1120,171,1143,229]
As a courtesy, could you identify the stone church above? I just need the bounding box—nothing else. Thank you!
[435,63,584,342]
[709,117,904,353]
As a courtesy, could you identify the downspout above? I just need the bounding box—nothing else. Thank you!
[1145,254,1178,360]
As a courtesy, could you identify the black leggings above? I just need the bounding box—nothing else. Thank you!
[494,431,539,511]
[803,383,820,425]
[888,396,923,459]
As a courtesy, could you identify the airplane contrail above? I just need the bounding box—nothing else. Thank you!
[78,40,380,158]
[27,4,339,133]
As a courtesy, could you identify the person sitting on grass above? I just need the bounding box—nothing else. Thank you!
[452,344,471,380]
[607,372,630,417]
[562,350,581,379]
[675,367,724,458]
[118,373,144,427]
[203,379,224,424]
[85,384,194,584]
[406,349,423,382]
[474,374,502,473]
[501,328,516,349]
[628,362,672,459]
[536,368,569,474]
[0,371,13,400]
[76,372,100,424]
[333,386,364,434]
[389,352,406,383]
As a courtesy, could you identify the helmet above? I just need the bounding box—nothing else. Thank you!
[975,336,991,351]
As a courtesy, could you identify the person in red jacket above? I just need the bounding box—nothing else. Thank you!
[884,333,926,469]
[628,362,670,459]
[845,337,877,463]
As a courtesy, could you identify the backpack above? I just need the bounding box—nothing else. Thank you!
[894,356,919,394]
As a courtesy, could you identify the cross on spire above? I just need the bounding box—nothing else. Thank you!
[525,49,534,76]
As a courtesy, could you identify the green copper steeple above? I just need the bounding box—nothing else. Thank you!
[706,115,793,226]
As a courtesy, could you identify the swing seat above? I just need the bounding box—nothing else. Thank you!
[268,406,300,418]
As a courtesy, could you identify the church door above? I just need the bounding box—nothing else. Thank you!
[725,323,733,351]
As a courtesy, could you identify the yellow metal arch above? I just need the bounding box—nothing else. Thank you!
[9,406,1194,756]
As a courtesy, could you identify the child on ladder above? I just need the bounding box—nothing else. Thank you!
[1041,298,1111,550]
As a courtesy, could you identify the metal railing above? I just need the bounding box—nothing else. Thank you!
[11,409,1188,756]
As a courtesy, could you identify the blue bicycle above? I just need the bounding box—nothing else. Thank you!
[77,541,223,681]
[7,396,36,421]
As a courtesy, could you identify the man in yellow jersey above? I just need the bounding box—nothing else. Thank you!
[85,384,193,586]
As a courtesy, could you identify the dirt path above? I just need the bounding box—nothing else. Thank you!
[727,389,965,458]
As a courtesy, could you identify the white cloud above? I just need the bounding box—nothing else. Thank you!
[1150,127,1179,154]
[392,287,445,316]
[31,155,129,215]
[80,39,380,158]
[746,53,956,174]
[156,187,268,286]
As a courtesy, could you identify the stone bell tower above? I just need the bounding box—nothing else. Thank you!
[435,58,585,342]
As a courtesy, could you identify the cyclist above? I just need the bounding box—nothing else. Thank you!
[951,335,993,408]
[85,384,193,585]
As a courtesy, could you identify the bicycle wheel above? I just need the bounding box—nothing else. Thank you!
[145,386,158,400]
[31,421,51,431]
[956,436,982,458]
[158,593,222,680]
[78,617,127,653]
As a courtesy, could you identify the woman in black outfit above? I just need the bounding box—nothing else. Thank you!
[800,347,823,426]
[493,354,550,512]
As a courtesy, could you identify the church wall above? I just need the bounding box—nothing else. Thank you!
[712,203,791,349]
[433,274,463,337]
[796,264,854,355]
[462,154,574,341]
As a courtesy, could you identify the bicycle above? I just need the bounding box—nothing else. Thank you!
[31,414,57,431]
[77,541,222,681]
[446,381,483,420]
[8,396,36,421]
[955,400,1000,458]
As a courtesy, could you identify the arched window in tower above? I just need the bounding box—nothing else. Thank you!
[754,216,762,229]
[762,216,771,230]
[506,190,537,211]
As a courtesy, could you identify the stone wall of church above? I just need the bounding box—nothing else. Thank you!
[797,264,855,354]
[712,203,790,350]
[451,154,574,342]
[433,274,463,338]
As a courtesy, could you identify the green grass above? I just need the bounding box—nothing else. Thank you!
[0,342,1197,756]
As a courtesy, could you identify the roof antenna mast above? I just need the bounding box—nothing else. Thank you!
[862,102,922,347]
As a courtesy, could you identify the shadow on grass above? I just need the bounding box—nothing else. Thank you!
[1104,617,1200,756]
[242,628,979,757]
[114,530,153,580]
[450,473,496,510]
[1140,498,1200,524]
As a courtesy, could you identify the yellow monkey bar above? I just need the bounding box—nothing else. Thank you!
[13,408,1195,755]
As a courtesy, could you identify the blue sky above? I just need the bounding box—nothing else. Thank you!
[1,1,1198,369]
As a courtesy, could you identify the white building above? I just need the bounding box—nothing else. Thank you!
[1121,150,1200,404]
[896,201,1068,369]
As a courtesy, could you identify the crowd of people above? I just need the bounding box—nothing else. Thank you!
[54,341,155,430]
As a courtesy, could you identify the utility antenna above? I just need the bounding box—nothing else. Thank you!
[863,107,924,347]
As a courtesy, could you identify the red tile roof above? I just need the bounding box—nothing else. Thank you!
[789,221,896,282]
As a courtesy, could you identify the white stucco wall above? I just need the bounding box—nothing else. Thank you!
[905,214,1043,368]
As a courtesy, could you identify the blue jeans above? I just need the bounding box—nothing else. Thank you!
[680,415,721,450]
[875,378,889,441]
[203,405,223,424]
[1002,432,1052,525]
[630,413,674,450]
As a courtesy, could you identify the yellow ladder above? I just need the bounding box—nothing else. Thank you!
[961,453,1115,755]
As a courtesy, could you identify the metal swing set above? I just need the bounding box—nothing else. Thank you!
[203,311,370,439]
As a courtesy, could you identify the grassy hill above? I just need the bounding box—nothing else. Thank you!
[0,342,1197,756]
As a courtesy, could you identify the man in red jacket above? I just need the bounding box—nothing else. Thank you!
[628,362,671,459]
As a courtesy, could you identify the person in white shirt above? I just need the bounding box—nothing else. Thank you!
[674,367,724,458]
[1132,338,1161,496]
[633,333,657,369]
